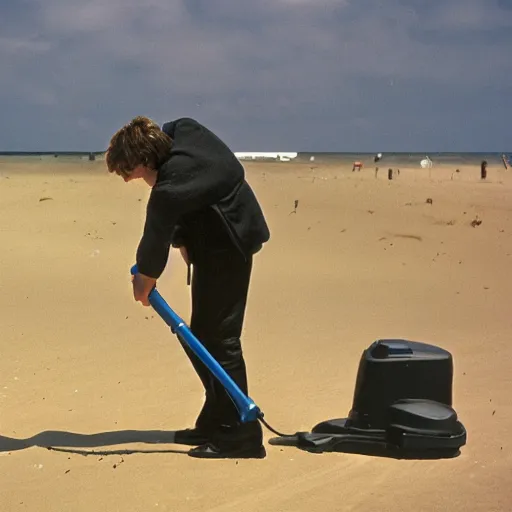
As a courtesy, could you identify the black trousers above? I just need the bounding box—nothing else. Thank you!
[178,243,262,445]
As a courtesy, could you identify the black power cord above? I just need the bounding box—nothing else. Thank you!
[257,414,297,438]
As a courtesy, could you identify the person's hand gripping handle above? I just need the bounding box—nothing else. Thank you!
[130,265,156,306]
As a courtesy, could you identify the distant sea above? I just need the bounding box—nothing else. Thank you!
[0,151,510,167]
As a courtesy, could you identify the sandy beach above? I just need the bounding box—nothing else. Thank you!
[1,157,511,511]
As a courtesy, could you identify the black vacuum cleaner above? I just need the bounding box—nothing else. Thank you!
[131,265,467,458]
[272,339,467,458]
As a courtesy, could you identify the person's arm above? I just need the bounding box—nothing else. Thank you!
[135,185,178,279]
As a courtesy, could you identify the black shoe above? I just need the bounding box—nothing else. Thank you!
[174,428,211,446]
[188,442,266,459]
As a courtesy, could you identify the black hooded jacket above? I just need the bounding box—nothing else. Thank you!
[135,118,270,279]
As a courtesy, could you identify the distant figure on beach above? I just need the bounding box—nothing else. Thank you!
[481,160,487,180]
[352,161,363,172]
[374,153,382,177]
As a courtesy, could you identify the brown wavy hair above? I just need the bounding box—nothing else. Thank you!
[105,116,173,176]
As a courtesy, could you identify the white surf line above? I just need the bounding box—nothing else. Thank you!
[235,152,298,162]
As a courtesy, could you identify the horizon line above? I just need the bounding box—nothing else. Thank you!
[0,150,510,155]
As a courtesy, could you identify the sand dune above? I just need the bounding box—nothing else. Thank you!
[1,159,511,511]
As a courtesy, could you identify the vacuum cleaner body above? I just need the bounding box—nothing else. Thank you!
[311,339,467,456]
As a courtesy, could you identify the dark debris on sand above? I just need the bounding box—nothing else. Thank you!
[471,216,483,227]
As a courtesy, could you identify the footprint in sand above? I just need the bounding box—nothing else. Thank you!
[380,234,423,242]
[393,234,423,241]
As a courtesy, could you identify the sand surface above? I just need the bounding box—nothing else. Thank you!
[1,158,511,511]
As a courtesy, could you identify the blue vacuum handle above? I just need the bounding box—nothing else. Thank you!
[130,264,261,423]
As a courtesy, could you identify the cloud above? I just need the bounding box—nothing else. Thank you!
[0,0,511,151]
[0,36,53,56]
[425,0,512,30]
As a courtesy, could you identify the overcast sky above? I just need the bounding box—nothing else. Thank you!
[1,0,511,152]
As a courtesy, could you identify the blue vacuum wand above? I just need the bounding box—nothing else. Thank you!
[130,264,262,423]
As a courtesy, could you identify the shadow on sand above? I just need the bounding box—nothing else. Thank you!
[1,431,463,460]
[0,430,190,456]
